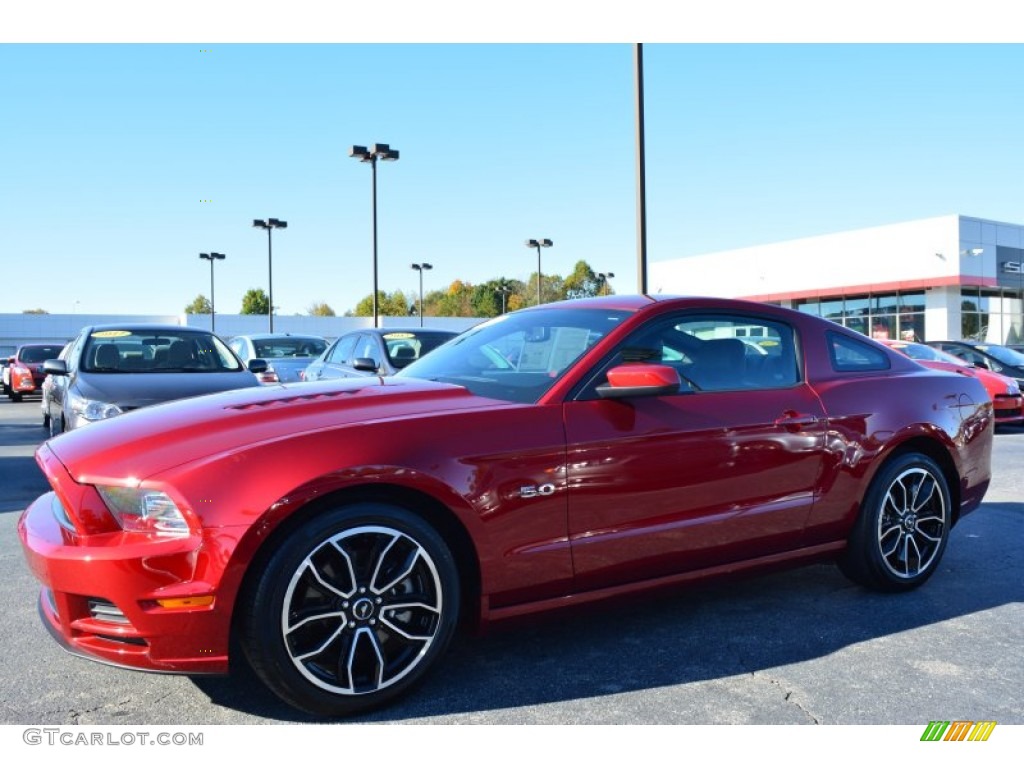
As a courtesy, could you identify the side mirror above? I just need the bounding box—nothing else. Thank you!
[595,363,682,399]
[43,359,69,377]
[352,357,379,373]
[248,358,269,374]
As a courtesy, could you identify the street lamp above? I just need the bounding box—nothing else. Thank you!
[598,271,615,295]
[252,218,287,332]
[410,262,433,326]
[350,143,400,328]
[495,283,512,314]
[525,238,553,305]
[199,252,226,331]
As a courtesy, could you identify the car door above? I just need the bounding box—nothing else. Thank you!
[562,311,828,592]
[312,333,360,380]
[48,331,87,434]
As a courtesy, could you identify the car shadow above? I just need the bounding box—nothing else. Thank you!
[192,499,1024,722]
[0,440,49,516]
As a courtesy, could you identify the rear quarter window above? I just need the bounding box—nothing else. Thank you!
[828,332,891,373]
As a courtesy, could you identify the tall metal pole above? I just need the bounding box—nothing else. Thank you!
[371,156,380,328]
[418,266,424,326]
[634,43,648,295]
[200,253,224,332]
[266,227,274,332]
[209,256,216,332]
[535,242,542,304]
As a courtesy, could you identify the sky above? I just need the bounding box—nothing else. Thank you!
[4,4,1024,318]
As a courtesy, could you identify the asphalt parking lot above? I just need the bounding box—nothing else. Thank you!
[1,396,1022,726]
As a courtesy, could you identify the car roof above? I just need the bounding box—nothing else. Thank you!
[347,328,460,337]
[83,323,211,333]
[232,333,326,340]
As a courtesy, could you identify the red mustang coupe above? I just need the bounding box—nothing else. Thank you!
[19,296,993,717]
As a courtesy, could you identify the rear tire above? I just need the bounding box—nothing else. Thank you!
[239,502,460,717]
[839,453,951,592]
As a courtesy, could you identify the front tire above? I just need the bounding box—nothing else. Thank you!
[239,502,460,718]
[840,453,951,592]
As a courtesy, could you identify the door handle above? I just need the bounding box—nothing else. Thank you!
[774,412,821,429]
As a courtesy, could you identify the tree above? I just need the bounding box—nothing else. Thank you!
[307,301,336,317]
[22,308,49,314]
[352,290,412,318]
[241,288,270,315]
[184,294,212,314]
[563,260,600,300]
[472,277,526,317]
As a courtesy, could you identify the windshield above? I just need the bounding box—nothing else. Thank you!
[19,345,65,363]
[889,342,957,363]
[381,331,458,368]
[253,337,327,359]
[395,307,632,403]
[975,344,1024,367]
[82,329,243,373]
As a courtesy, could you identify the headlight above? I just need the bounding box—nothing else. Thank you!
[1007,381,1021,396]
[96,486,190,536]
[69,392,123,422]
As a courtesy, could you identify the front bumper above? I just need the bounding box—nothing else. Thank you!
[993,393,1024,424]
[18,487,231,675]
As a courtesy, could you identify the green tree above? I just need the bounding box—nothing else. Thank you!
[431,280,475,317]
[307,301,336,317]
[523,272,565,306]
[563,260,600,299]
[22,308,49,314]
[352,290,412,317]
[473,278,526,317]
[241,288,270,315]
[184,294,212,314]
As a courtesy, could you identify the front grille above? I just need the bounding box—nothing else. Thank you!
[88,599,130,625]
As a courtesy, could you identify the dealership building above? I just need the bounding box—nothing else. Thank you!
[650,214,1024,345]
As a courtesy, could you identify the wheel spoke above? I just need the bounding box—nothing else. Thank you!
[879,526,902,557]
[373,544,426,596]
[292,621,347,661]
[380,601,441,641]
[910,475,937,513]
[346,627,385,692]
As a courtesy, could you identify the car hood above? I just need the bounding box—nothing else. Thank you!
[73,370,261,409]
[45,377,503,484]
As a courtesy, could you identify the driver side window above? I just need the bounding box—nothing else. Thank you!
[584,312,800,396]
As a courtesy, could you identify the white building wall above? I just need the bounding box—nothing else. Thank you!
[650,215,965,299]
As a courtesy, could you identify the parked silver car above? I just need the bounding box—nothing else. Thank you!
[44,324,266,436]
[227,333,328,384]
[303,328,457,381]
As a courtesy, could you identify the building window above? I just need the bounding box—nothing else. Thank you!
[794,292,925,342]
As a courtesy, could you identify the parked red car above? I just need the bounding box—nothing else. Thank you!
[3,343,66,401]
[881,339,1024,425]
[19,296,993,717]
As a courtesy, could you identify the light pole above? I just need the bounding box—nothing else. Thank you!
[635,43,648,294]
[410,262,433,326]
[350,143,400,328]
[252,218,287,332]
[495,283,512,314]
[199,252,226,331]
[525,238,553,305]
[598,271,615,296]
